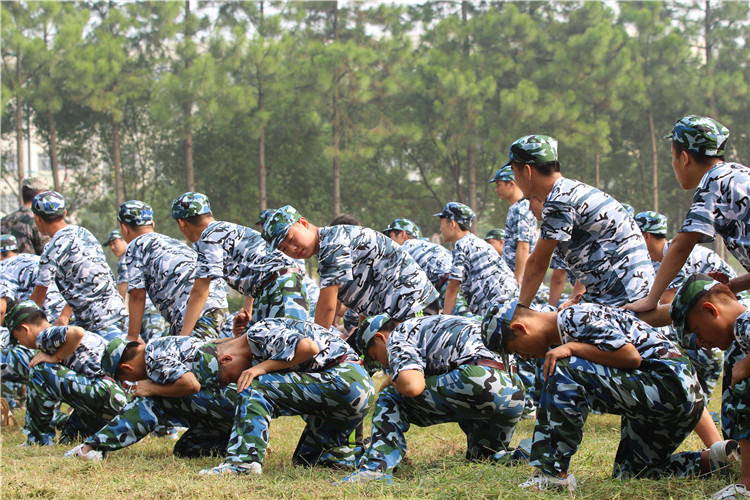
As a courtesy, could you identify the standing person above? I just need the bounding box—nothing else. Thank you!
[508,135,654,307]
[627,115,750,313]
[29,191,128,340]
[436,202,519,317]
[1,177,50,255]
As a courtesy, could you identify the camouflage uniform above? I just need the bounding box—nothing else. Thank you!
[223,318,375,467]
[1,206,48,255]
[0,253,66,322]
[530,304,704,479]
[358,315,524,473]
[717,301,750,449]
[502,198,538,274]
[116,258,166,342]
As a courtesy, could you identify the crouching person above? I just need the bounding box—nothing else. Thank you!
[3,300,129,445]
[338,314,525,484]
[199,317,375,476]
[481,300,739,492]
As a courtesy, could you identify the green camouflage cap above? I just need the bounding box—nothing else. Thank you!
[482,300,519,352]
[171,192,211,219]
[669,273,720,348]
[118,200,154,226]
[255,209,275,227]
[484,228,506,241]
[31,191,66,217]
[101,337,129,377]
[488,163,514,183]
[103,229,123,247]
[383,219,421,239]
[261,205,302,250]
[508,135,559,165]
[634,211,668,236]
[666,115,729,157]
[355,314,391,358]
[0,234,18,252]
[433,202,475,227]
[621,203,635,218]
[22,176,49,191]
[3,300,43,336]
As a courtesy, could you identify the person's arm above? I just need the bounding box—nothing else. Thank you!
[519,239,558,306]
[547,268,567,306]
[543,342,641,381]
[243,296,254,316]
[624,231,702,312]
[0,297,6,326]
[29,285,48,308]
[728,273,750,295]
[52,304,73,326]
[127,288,147,342]
[117,283,128,300]
[442,279,460,316]
[514,241,530,282]
[633,303,673,328]
[134,371,201,398]
[732,354,750,389]
[236,337,319,392]
[392,369,426,397]
[314,285,340,330]
[30,325,86,367]
[556,281,586,310]
[178,277,211,337]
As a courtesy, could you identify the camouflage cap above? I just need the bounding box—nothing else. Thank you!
[433,202,475,227]
[101,337,129,377]
[508,135,559,165]
[103,229,123,247]
[669,273,721,348]
[0,234,18,253]
[118,200,154,226]
[3,300,43,335]
[171,192,211,220]
[31,191,66,217]
[488,163,514,183]
[355,314,391,358]
[255,209,275,227]
[261,205,302,250]
[634,211,668,236]
[666,115,729,157]
[383,218,421,239]
[22,176,49,191]
[484,228,506,241]
[481,300,519,352]
[621,203,635,218]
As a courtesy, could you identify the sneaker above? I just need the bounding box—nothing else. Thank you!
[198,462,262,477]
[711,484,750,500]
[519,468,577,492]
[64,443,103,461]
[709,440,741,471]
[334,469,394,485]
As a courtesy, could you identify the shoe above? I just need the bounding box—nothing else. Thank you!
[519,468,577,492]
[711,484,750,499]
[491,438,532,465]
[64,443,103,461]
[334,469,394,485]
[198,462,262,477]
[709,440,741,471]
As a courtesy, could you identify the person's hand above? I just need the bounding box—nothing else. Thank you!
[731,355,750,389]
[543,345,573,381]
[30,352,58,367]
[378,375,393,392]
[557,293,583,311]
[53,315,70,326]
[233,309,250,336]
[622,296,659,313]
[237,365,268,393]
[133,380,156,397]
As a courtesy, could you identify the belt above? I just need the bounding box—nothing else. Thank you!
[258,267,303,293]
[436,273,451,290]
[467,358,507,371]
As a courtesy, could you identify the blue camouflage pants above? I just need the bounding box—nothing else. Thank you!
[438,281,472,317]
[362,364,524,473]
[252,273,309,324]
[685,346,724,403]
[1,345,33,410]
[530,356,704,479]
[721,342,750,443]
[226,362,375,467]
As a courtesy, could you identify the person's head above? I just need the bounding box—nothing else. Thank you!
[482,300,549,359]
[330,214,360,226]
[102,229,127,257]
[255,209,275,232]
[527,196,544,221]
[171,192,214,242]
[31,191,66,234]
[488,164,518,201]
[666,115,729,190]
[262,205,318,259]
[507,135,560,199]
[670,273,742,351]
[355,314,399,368]
[117,200,155,243]
[21,177,49,205]
[634,211,668,260]
[434,202,475,243]
[383,219,421,245]
[484,228,505,255]
[102,337,147,381]
[3,300,49,349]
[0,234,18,259]
[216,336,255,387]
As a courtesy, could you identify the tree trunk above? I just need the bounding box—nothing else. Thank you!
[648,109,658,212]
[183,1,195,192]
[15,53,24,204]
[467,146,477,234]
[113,118,123,207]
[257,2,266,211]
[48,112,61,192]
[331,2,341,216]
[704,0,718,117]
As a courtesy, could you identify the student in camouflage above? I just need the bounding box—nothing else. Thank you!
[628,116,750,314]
[482,299,738,492]
[171,193,308,335]
[262,206,439,330]
[436,202,519,316]
[484,228,505,256]
[669,274,750,500]
[383,218,470,316]
[29,191,128,340]
[3,300,129,446]
[508,135,655,308]
[117,200,228,341]
[337,314,524,484]
[0,177,50,255]
[199,317,375,476]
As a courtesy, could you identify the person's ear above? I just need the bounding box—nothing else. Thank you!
[510,321,529,336]
[701,301,720,319]
[218,353,233,364]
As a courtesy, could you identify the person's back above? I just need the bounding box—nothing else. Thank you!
[1,177,50,255]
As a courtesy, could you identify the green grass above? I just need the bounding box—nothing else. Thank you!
[1,394,739,499]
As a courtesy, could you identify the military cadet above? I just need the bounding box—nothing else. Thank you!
[3,300,129,446]
[435,202,519,317]
[669,274,750,499]
[484,228,505,256]
[199,317,375,476]
[261,206,439,330]
[116,200,228,342]
[627,115,750,313]
[0,176,50,255]
[28,191,128,340]
[171,193,308,337]
[337,314,524,484]
[482,300,739,492]
[507,135,655,308]
[383,218,470,316]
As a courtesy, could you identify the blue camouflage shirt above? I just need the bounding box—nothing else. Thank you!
[503,198,538,272]
[681,162,750,271]
[0,253,65,320]
[402,238,453,285]
[541,177,654,306]
[145,336,215,386]
[36,225,127,331]
[733,303,750,355]
[36,325,107,378]
[663,240,737,290]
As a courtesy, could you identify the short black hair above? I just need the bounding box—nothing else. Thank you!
[672,140,724,165]
[512,160,561,177]
[179,213,213,226]
[22,186,45,204]
[36,213,64,223]
[457,222,470,232]
[115,341,142,379]
[330,214,360,226]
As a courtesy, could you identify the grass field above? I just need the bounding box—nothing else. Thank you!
[1,387,739,499]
